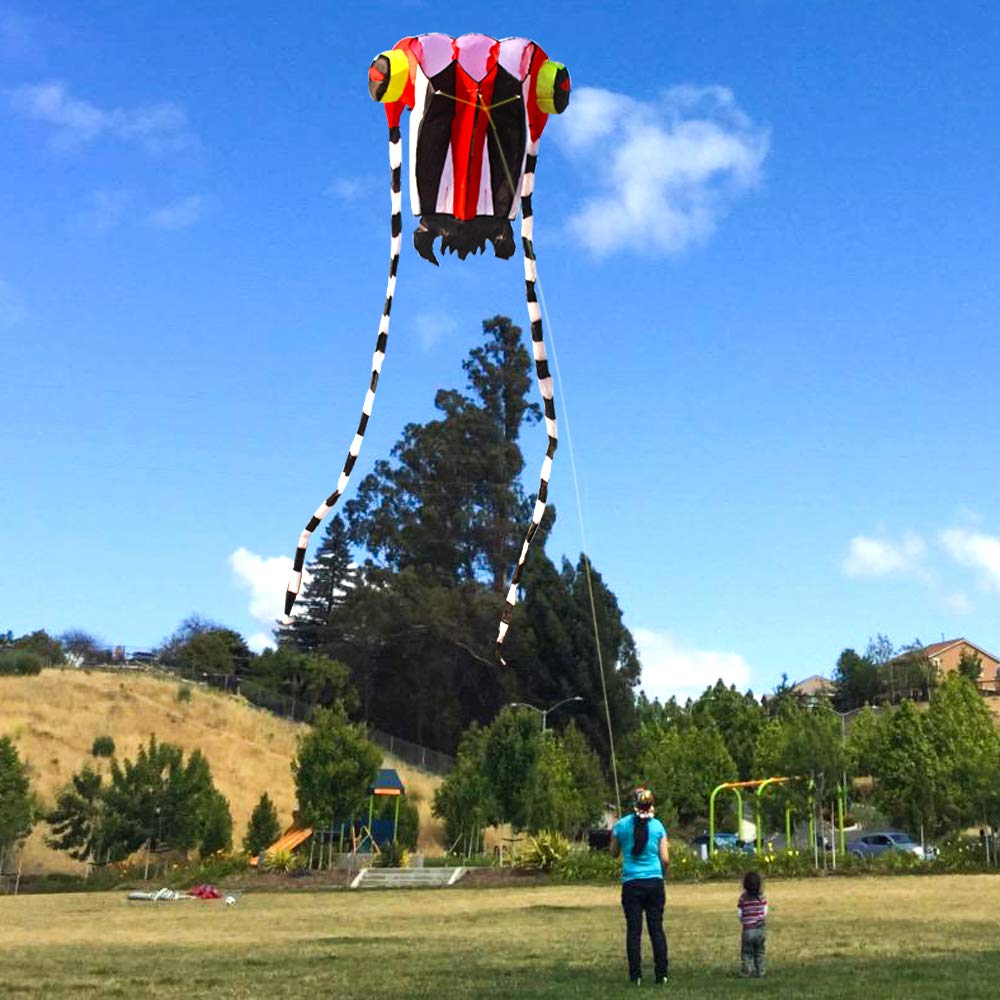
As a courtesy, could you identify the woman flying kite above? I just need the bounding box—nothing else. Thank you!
[282,33,571,664]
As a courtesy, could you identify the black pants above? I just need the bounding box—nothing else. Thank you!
[621,878,668,982]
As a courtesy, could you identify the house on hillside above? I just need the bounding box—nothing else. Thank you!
[919,638,1000,693]
[790,675,836,701]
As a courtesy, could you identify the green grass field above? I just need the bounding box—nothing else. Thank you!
[3,875,1000,998]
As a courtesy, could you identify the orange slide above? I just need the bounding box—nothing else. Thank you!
[250,826,313,867]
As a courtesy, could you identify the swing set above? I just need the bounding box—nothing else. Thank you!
[708,775,848,857]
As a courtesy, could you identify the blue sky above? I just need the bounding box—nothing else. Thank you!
[3,2,999,701]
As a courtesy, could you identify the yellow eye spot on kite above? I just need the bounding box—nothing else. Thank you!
[368,49,409,104]
[536,60,571,115]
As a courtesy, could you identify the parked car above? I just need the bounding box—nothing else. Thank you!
[848,830,936,860]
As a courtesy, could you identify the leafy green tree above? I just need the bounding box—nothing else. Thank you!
[11,629,65,664]
[91,735,115,758]
[480,708,545,830]
[198,790,233,857]
[514,552,639,763]
[872,700,943,833]
[519,735,581,834]
[314,567,510,751]
[157,616,251,676]
[865,634,895,666]
[292,705,381,828]
[924,674,1000,829]
[754,700,849,810]
[0,737,34,854]
[46,766,107,863]
[346,315,539,590]
[845,706,884,777]
[958,648,984,683]
[474,707,592,834]
[690,681,765,780]
[179,631,238,677]
[248,647,358,714]
[635,720,737,826]
[432,724,493,849]
[560,721,609,831]
[833,648,880,710]
[243,792,282,857]
[375,794,420,851]
[288,316,642,757]
[101,736,219,858]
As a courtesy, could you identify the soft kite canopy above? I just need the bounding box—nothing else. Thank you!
[284,34,570,665]
[369,33,570,262]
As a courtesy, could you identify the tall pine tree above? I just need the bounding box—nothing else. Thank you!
[345,315,538,587]
[280,515,357,651]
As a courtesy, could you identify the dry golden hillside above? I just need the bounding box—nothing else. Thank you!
[0,668,443,874]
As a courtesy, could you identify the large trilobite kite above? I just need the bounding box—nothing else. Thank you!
[283,33,571,663]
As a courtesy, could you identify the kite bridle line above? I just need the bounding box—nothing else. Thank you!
[282,124,403,623]
[483,102,623,817]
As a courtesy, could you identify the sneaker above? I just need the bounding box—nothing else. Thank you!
[655,976,669,985]
[631,977,642,987]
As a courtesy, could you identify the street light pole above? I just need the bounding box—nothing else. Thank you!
[507,696,584,732]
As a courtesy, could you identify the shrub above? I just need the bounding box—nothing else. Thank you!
[373,840,410,869]
[175,851,251,888]
[199,791,233,858]
[91,735,115,758]
[264,848,296,873]
[514,830,570,872]
[0,650,44,676]
[554,848,622,882]
[176,684,193,703]
[243,792,281,858]
[376,793,420,851]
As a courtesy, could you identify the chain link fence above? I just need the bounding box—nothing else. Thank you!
[66,661,455,774]
[368,728,455,775]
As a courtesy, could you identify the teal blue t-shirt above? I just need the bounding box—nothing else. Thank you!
[613,814,667,882]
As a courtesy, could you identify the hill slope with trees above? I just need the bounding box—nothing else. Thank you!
[1,668,442,874]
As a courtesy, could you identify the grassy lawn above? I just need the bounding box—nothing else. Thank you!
[2,875,1000,997]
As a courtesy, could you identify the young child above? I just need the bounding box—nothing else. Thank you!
[737,870,767,977]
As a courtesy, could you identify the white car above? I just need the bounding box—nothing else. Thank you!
[848,830,935,860]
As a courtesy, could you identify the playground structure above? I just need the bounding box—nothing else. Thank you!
[708,776,848,859]
[252,767,407,868]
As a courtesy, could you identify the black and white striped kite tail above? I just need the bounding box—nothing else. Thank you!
[496,139,557,665]
[282,125,404,624]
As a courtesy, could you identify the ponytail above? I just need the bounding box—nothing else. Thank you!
[631,814,649,857]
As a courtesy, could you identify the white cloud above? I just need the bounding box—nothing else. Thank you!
[941,528,1000,592]
[147,194,205,230]
[842,533,927,578]
[247,631,277,654]
[0,277,27,327]
[634,628,752,703]
[229,547,303,639]
[553,84,769,256]
[6,80,196,152]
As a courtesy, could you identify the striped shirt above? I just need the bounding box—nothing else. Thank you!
[737,892,768,928]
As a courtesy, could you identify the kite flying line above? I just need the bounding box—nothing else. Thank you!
[482,99,623,816]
